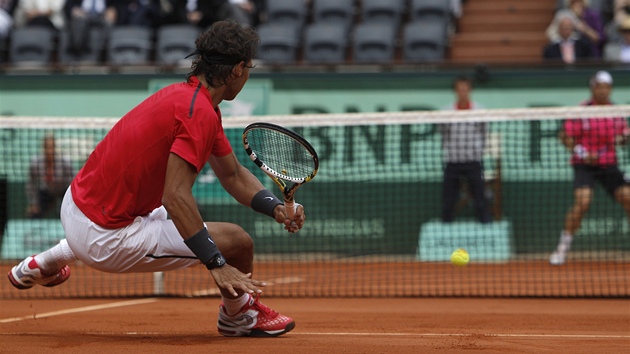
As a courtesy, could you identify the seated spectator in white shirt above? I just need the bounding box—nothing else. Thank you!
[543,15,594,63]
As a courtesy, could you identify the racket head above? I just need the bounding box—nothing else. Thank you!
[242,122,319,191]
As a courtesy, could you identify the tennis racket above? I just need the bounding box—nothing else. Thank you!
[242,122,319,223]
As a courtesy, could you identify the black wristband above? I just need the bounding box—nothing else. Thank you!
[251,189,283,218]
[184,227,223,268]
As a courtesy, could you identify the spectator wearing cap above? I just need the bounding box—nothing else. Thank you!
[549,71,630,266]
[543,14,594,63]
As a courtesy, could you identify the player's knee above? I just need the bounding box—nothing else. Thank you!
[221,225,254,260]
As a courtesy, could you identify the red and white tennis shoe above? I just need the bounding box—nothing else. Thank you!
[7,255,70,289]
[217,294,295,337]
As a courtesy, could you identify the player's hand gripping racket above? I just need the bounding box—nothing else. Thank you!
[243,122,319,229]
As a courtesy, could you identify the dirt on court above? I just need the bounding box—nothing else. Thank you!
[1,297,628,354]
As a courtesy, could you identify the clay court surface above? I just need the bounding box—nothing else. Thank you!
[1,297,628,353]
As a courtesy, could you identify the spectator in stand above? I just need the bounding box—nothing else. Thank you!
[547,0,606,58]
[26,134,75,219]
[186,0,252,29]
[229,0,258,27]
[156,0,188,26]
[13,0,66,31]
[63,0,116,56]
[615,0,630,27]
[0,0,17,40]
[110,0,159,27]
[543,14,594,63]
[604,18,630,62]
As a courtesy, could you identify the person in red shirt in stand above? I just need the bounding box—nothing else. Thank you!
[7,20,300,337]
[549,71,630,265]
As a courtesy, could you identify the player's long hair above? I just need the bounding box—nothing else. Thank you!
[187,20,259,88]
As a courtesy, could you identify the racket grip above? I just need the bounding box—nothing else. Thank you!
[284,199,296,219]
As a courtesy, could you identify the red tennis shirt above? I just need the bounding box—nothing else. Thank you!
[71,76,233,228]
[564,100,629,167]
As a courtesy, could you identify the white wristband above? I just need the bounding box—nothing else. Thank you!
[574,145,588,159]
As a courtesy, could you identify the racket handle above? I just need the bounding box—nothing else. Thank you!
[284,199,296,219]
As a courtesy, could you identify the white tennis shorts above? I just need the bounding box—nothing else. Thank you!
[60,188,200,273]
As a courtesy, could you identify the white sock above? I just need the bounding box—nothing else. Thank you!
[557,231,574,253]
[35,239,77,274]
[222,294,251,316]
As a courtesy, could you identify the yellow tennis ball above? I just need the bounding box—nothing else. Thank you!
[451,248,470,267]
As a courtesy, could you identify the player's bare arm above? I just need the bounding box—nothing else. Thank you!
[209,152,305,231]
[559,130,574,149]
[162,153,205,237]
[162,153,264,296]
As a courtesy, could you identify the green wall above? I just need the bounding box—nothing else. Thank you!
[1,68,629,117]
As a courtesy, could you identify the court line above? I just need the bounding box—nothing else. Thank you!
[0,298,159,324]
[297,332,630,339]
[0,331,627,339]
[1,277,303,323]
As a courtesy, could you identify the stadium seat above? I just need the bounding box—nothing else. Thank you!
[156,24,199,66]
[312,0,355,31]
[256,22,300,64]
[9,27,56,66]
[107,26,153,66]
[303,22,348,64]
[410,0,451,22]
[352,22,397,64]
[266,0,308,30]
[58,28,107,65]
[360,0,406,28]
[402,20,448,63]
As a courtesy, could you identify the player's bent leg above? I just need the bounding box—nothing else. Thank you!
[206,222,254,274]
[217,294,295,337]
[614,185,630,218]
[208,224,294,337]
[550,188,593,265]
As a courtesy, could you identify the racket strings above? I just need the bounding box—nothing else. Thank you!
[248,130,316,179]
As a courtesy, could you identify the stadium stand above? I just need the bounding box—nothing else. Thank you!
[360,0,406,29]
[256,22,301,64]
[0,0,624,68]
[58,28,107,65]
[303,22,348,64]
[107,26,153,66]
[410,0,452,23]
[312,0,356,31]
[402,18,448,63]
[155,24,199,66]
[450,0,554,63]
[352,21,397,63]
[265,0,308,30]
[9,27,56,67]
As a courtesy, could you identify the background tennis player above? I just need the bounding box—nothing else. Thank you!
[550,71,630,265]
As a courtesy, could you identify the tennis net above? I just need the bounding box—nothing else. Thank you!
[1,105,629,298]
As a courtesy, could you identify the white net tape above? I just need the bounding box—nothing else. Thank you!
[2,105,629,130]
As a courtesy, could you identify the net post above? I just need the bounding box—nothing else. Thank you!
[153,272,165,296]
